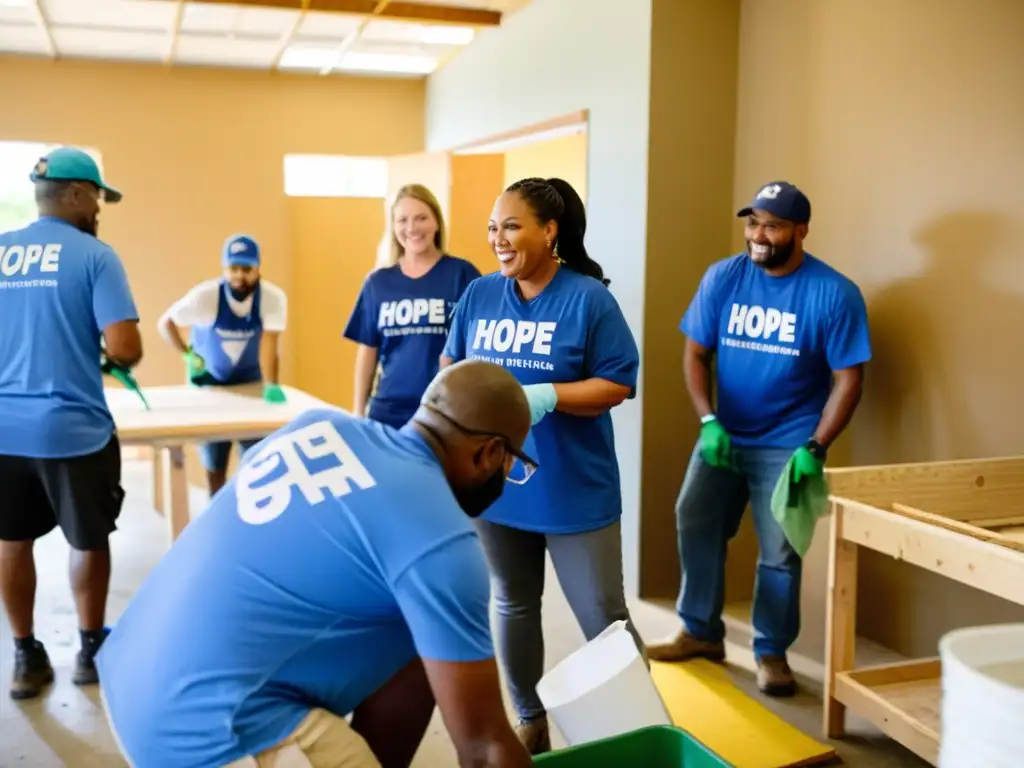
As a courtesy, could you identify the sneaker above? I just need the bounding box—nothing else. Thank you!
[645,628,726,663]
[72,627,111,687]
[10,640,55,700]
[515,716,551,756]
[756,655,796,697]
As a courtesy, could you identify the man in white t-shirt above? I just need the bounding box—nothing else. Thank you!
[157,234,288,495]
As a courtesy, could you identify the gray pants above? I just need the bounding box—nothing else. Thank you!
[474,518,648,721]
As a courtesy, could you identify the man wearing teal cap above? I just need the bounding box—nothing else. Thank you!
[0,146,142,699]
[157,233,288,497]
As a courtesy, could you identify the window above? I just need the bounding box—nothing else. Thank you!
[0,141,103,232]
[283,154,389,199]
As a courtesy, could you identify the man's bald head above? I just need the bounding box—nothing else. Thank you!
[420,359,531,450]
[409,360,533,518]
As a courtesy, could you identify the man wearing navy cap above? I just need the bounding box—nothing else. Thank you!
[157,233,288,496]
[0,146,142,699]
[647,181,872,696]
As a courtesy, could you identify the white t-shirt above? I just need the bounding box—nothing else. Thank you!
[164,279,287,332]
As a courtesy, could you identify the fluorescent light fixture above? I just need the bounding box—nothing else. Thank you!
[420,26,475,46]
[279,45,338,70]
[337,52,437,75]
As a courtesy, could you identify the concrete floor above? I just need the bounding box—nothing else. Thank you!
[1,459,932,767]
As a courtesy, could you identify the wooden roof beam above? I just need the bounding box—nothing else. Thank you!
[188,0,503,27]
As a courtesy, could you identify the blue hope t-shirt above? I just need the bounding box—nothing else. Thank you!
[680,252,872,449]
[443,268,639,534]
[96,408,494,768]
[343,255,481,428]
[0,216,138,459]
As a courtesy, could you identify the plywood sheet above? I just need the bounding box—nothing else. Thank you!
[105,384,336,444]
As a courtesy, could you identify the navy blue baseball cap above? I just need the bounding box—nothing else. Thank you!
[222,234,260,268]
[737,181,811,224]
[29,146,123,203]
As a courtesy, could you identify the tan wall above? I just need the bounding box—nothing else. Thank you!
[502,132,588,203]
[0,56,424,491]
[449,153,504,275]
[290,197,385,411]
[0,56,425,391]
[733,0,1024,659]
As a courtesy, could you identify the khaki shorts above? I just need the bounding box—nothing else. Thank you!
[103,691,379,768]
[229,709,382,768]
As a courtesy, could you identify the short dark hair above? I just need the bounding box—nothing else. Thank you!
[33,179,74,204]
[506,177,609,286]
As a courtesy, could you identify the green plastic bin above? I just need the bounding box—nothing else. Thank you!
[532,725,733,767]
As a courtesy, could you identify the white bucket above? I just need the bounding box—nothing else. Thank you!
[939,623,1024,767]
[535,620,672,747]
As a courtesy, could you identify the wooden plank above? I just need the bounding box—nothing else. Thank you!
[826,456,1024,520]
[824,503,859,739]
[194,0,502,25]
[891,502,1024,553]
[836,498,1024,606]
[834,664,940,766]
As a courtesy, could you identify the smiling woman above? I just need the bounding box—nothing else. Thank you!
[341,183,482,430]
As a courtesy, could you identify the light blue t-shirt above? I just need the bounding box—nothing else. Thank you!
[343,255,481,428]
[0,216,138,459]
[680,252,872,449]
[443,268,639,534]
[96,409,494,768]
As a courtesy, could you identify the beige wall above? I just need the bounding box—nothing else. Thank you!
[0,55,426,391]
[503,132,588,203]
[733,0,1024,659]
[427,0,1024,661]
[0,56,425,488]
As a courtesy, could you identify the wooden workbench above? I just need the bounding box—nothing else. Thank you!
[105,383,332,544]
[822,456,1024,765]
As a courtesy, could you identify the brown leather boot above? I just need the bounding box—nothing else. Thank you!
[515,717,551,755]
[756,655,796,697]
[646,628,726,663]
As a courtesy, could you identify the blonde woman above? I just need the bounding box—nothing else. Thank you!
[344,184,481,428]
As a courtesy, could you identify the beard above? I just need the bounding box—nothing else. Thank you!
[79,213,98,237]
[748,237,795,270]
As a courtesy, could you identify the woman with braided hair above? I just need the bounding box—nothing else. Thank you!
[441,177,645,755]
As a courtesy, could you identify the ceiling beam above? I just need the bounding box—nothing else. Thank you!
[188,0,502,27]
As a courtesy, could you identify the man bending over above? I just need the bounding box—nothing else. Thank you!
[97,359,536,768]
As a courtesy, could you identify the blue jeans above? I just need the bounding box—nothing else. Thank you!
[675,442,801,659]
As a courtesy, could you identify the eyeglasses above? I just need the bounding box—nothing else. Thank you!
[423,404,539,485]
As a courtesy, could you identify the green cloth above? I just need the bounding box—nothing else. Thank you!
[770,456,830,557]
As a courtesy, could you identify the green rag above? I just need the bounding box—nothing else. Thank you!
[770,456,830,557]
[102,358,151,411]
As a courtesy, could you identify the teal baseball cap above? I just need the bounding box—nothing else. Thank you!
[29,146,123,204]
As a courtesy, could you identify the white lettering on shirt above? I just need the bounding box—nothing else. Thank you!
[378,298,447,328]
[726,303,796,344]
[0,243,61,277]
[236,420,377,525]
[471,319,557,356]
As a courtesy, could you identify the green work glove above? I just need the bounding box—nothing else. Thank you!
[183,347,206,380]
[699,415,737,470]
[101,353,151,410]
[791,445,825,483]
[263,383,287,404]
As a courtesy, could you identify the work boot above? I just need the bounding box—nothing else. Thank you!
[10,640,55,700]
[756,655,796,697]
[515,716,551,756]
[73,627,111,686]
[646,628,726,663]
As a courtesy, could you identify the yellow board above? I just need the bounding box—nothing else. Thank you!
[651,660,837,768]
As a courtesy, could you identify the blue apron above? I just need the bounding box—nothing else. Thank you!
[189,280,263,385]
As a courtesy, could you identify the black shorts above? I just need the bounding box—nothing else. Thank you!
[0,433,125,550]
